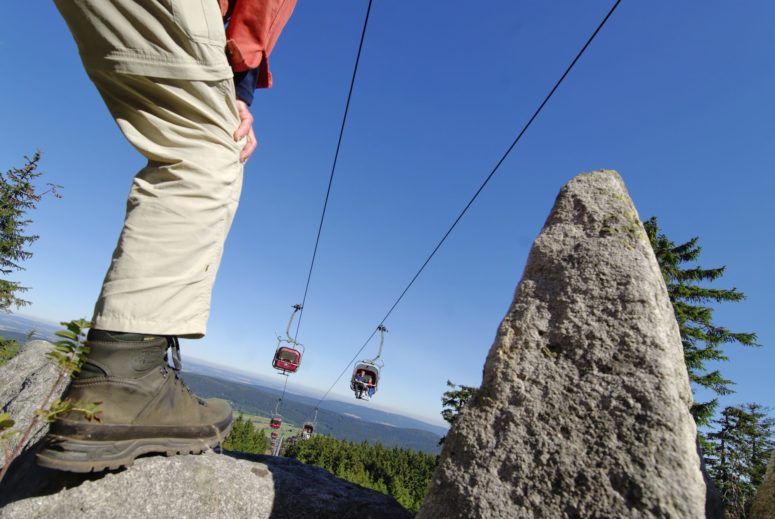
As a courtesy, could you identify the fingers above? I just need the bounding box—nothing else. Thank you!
[233,100,253,141]
[240,126,258,163]
[234,99,258,163]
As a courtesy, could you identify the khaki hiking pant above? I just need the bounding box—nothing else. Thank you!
[55,0,244,337]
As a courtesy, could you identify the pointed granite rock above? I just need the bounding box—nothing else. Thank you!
[418,170,706,518]
[750,450,775,519]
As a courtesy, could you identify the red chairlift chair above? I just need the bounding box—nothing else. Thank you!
[272,345,302,373]
[272,304,305,374]
[270,416,282,429]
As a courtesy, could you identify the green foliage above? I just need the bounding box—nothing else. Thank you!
[0,336,19,367]
[439,380,477,445]
[0,412,16,442]
[41,319,101,423]
[48,318,91,374]
[644,217,759,427]
[283,434,438,514]
[440,380,477,426]
[38,399,102,424]
[0,152,61,311]
[705,403,774,518]
[0,319,99,484]
[223,414,268,454]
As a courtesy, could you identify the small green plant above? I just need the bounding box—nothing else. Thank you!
[0,413,17,466]
[49,318,92,374]
[0,319,101,483]
[0,413,15,440]
[0,337,19,367]
[37,400,102,424]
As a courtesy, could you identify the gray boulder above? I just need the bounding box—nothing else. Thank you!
[750,450,775,519]
[418,170,707,518]
[0,451,411,519]
[0,340,67,468]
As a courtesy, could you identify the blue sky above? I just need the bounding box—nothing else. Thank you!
[1,1,773,428]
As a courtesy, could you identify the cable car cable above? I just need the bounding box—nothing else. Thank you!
[280,372,289,402]
[270,1,373,434]
[294,0,374,339]
[371,0,622,331]
[305,0,622,414]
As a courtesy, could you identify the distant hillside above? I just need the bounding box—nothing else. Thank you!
[182,372,443,454]
[0,330,35,344]
[184,357,448,437]
[0,313,60,342]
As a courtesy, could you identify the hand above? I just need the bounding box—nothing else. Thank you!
[234,99,257,163]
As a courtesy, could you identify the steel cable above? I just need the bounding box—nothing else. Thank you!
[294,0,374,339]
[307,0,623,415]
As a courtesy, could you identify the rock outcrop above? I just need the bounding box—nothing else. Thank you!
[750,450,775,519]
[0,342,411,519]
[0,340,67,467]
[418,170,707,518]
[0,451,411,519]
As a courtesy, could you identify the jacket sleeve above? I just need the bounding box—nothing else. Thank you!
[222,0,297,89]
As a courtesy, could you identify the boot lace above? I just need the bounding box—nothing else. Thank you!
[164,336,206,405]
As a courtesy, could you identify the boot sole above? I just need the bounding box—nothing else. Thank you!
[36,421,233,473]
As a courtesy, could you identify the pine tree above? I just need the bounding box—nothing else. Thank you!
[705,404,774,518]
[0,339,19,367]
[644,217,758,427]
[438,380,478,445]
[745,403,774,486]
[0,152,61,311]
[283,434,437,514]
[222,414,268,454]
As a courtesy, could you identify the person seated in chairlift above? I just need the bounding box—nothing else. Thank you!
[354,370,370,398]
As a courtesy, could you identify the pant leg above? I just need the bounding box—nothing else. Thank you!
[54,0,245,337]
[88,71,243,337]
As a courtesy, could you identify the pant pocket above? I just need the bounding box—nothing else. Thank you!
[169,0,225,46]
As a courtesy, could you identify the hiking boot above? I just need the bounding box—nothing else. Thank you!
[37,330,233,472]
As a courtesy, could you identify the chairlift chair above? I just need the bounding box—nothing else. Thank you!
[272,346,302,373]
[272,304,305,374]
[301,408,317,440]
[270,415,282,429]
[350,325,387,400]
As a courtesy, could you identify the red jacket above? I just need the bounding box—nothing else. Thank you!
[219,0,297,89]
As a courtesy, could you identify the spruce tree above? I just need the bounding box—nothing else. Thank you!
[438,380,478,445]
[644,217,758,427]
[222,414,268,454]
[0,152,60,311]
[740,403,774,492]
[283,433,437,514]
[705,404,774,518]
